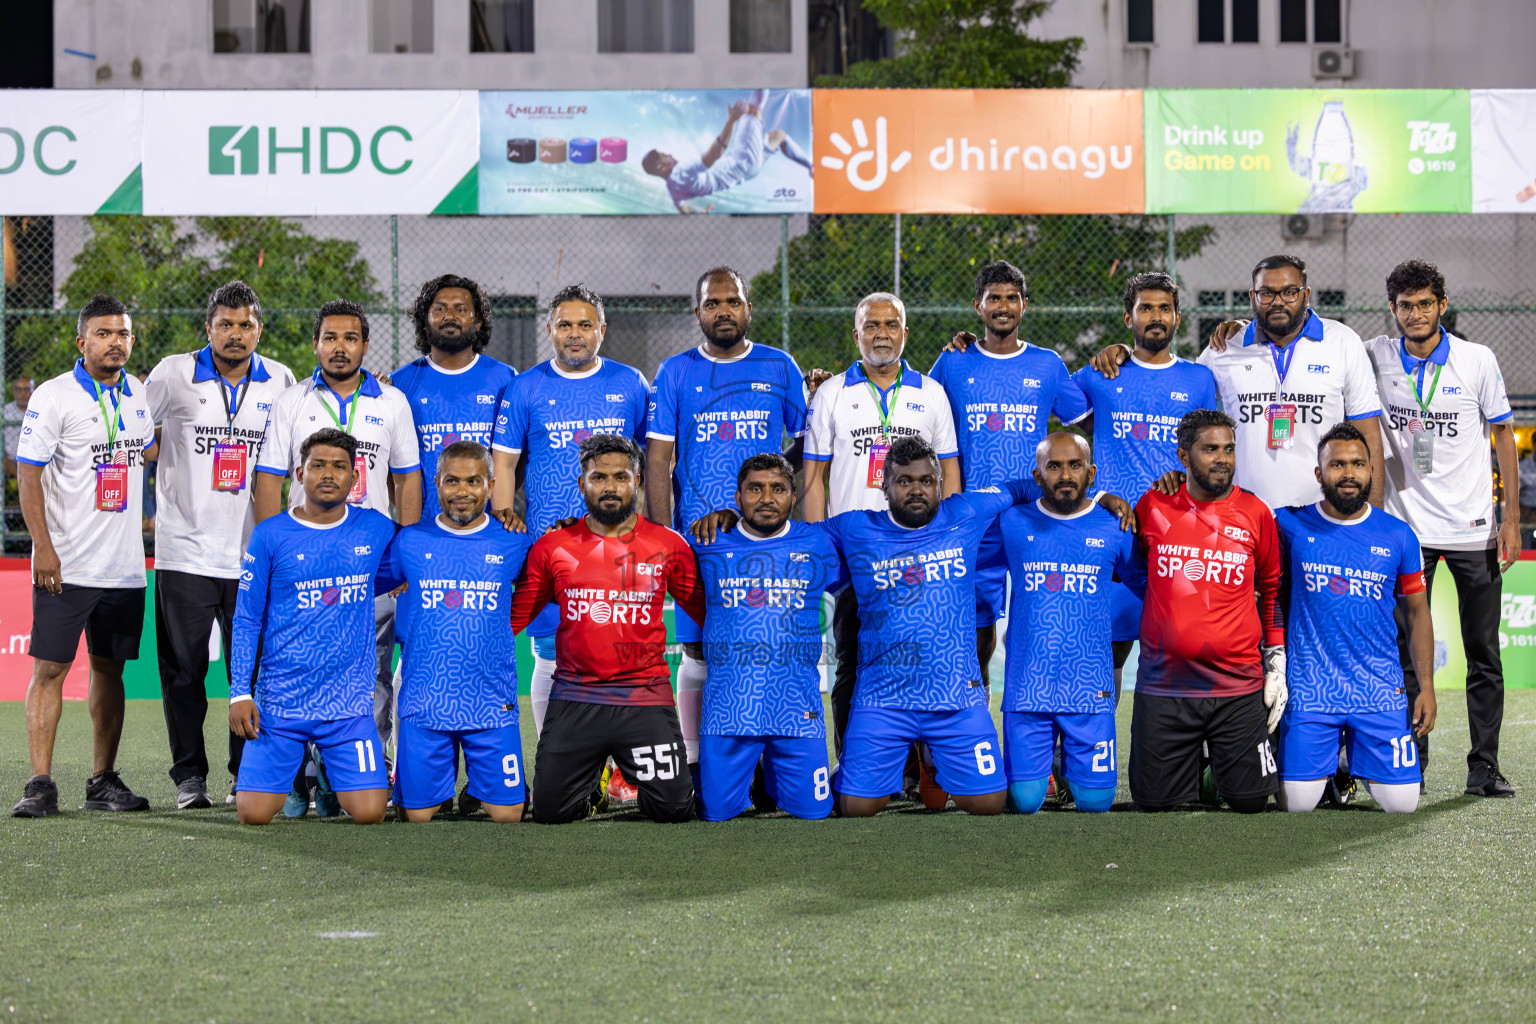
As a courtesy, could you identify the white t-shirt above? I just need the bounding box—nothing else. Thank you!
[16,362,157,588]
[1366,328,1513,551]
[255,369,421,518]
[1199,310,1382,508]
[146,347,297,578]
[805,361,959,516]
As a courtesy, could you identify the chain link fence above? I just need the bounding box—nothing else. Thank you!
[3,210,1534,548]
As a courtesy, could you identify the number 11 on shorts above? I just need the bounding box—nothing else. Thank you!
[354,739,376,773]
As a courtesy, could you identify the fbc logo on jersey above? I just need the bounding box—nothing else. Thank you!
[296,573,370,609]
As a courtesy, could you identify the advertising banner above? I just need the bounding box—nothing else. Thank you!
[141,90,478,215]
[811,89,1143,214]
[478,89,814,215]
[1145,89,1471,214]
[1471,90,1536,213]
[1431,556,1536,690]
[0,90,143,214]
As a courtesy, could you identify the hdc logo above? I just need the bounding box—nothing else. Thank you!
[820,117,912,193]
[209,125,413,176]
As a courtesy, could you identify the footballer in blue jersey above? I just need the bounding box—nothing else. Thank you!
[392,276,518,519]
[1000,433,1143,814]
[376,441,533,821]
[1273,424,1435,814]
[686,453,846,821]
[229,428,397,825]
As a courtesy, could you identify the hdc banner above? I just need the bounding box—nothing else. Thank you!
[1470,90,1536,213]
[1145,89,1472,214]
[0,90,143,214]
[141,90,479,215]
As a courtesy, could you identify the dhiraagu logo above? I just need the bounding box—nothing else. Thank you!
[208,125,413,175]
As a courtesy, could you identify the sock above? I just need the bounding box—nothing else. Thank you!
[1366,781,1420,813]
[1073,785,1116,813]
[676,653,707,765]
[1006,778,1049,814]
[1278,779,1326,812]
[778,134,813,173]
[530,653,556,737]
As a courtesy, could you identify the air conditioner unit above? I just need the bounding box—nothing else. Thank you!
[1312,45,1355,79]
[1283,214,1326,240]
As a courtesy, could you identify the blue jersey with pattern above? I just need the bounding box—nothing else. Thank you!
[928,344,1089,489]
[390,355,517,518]
[690,520,846,738]
[1001,502,1141,714]
[491,358,649,534]
[1073,357,1221,498]
[1276,504,1425,715]
[232,507,398,720]
[375,516,533,731]
[824,484,1030,710]
[648,342,808,529]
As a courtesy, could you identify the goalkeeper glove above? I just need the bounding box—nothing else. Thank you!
[1261,645,1287,733]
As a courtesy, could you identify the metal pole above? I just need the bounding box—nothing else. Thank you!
[779,214,791,353]
[893,213,902,298]
[1165,213,1176,277]
[390,214,400,367]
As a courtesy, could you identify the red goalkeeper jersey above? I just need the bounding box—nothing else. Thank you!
[509,517,706,706]
[1134,484,1284,698]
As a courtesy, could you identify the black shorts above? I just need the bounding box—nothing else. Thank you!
[30,584,145,664]
[1129,689,1277,810]
[531,700,694,824]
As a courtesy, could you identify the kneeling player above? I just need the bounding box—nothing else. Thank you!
[687,454,844,820]
[1274,423,1434,813]
[229,429,398,825]
[377,441,532,822]
[1001,433,1139,813]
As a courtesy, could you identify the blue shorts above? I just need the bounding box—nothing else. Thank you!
[975,521,1008,627]
[237,714,388,794]
[394,718,527,810]
[532,632,557,661]
[675,605,703,645]
[1002,710,1118,787]
[836,705,1004,798]
[697,734,831,821]
[1110,581,1142,644]
[527,603,559,641]
[1276,708,1420,785]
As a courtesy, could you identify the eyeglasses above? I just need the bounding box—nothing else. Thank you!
[1253,286,1304,305]
[1394,297,1441,316]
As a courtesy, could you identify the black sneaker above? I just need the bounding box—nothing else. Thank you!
[83,770,150,812]
[176,777,212,810]
[1465,763,1516,798]
[12,775,59,817]
[458,787,482,817]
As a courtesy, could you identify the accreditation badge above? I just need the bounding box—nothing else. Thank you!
[1408,420,1435,475]
[348,453,369,504]
[866,440,889,489]
[95,456,129,512]
[1265,403,1297,451]
[211,442,247,491]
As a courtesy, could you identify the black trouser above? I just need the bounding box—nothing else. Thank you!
[831,587,861,756]
[531,700,694,824]
[156,570,240,784]
[1396,546,1504,771]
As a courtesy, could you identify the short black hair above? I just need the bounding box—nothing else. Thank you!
[1316,421,1368,457]
[578,433,641,476]
[887,435,938,471]
[76,294,130,340]
[437,439,493,480]
[312,299,370,345]
[1123,272,1180,315]
[547,284,606,327]
[299,427,358,464]
[1385,259,1447,306]
[205,280,262,325]
[1177,408,1236,452]
[1252,254,1307,287]
[412,274,492,356]
[696,265,748,306]
[736,452,795,490]
[974,260,1026,301]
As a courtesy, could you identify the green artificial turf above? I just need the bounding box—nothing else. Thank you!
[1,694,1533,1023]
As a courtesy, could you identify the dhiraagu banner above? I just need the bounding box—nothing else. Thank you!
[0,90,143,214]
[1145,89,1471,214]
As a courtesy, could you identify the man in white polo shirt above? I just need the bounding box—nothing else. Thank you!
[145,280,297,810]
[1365,259,1520,798]
[803,291,960,754]
[12,294,159,818]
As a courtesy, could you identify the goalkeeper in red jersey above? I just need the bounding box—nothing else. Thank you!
[509,434,706,824]
[1129,409,1287,813]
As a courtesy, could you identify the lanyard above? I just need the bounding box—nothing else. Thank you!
[216,364,254,436]
[316,375,364,436]
[90,377,123,452]
[1407,359,1443,415]
[860,365,900,440]
[1268,341,1297,403]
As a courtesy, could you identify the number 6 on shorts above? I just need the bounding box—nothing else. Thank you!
[974,741,996,775]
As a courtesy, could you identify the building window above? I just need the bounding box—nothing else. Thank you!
[372,0,432,53]
[1231,0,1258,42]
[1127,0,1154,43]
[1196,0,1224,43]
[598,0,694,53]
[1278,0,1306,41]
[1313,0,1343,42]
[212,0,311,54]
[471,0,534,52]
[731,0,790,53]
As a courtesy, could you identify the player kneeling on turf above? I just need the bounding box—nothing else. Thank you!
[376,440,532,822]
[1274,423,1435,813]
[687,453,846,820]
[229,429,398,825]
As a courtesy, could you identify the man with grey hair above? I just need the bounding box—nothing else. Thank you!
[803,290,960,758]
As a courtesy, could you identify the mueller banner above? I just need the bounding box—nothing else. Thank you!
[810,89,1143,214]
[1145,89,1472,214]
[141,90,478,215]
[1471,90,1536,213]
[0,90,143,214]
[478,89,814,214]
